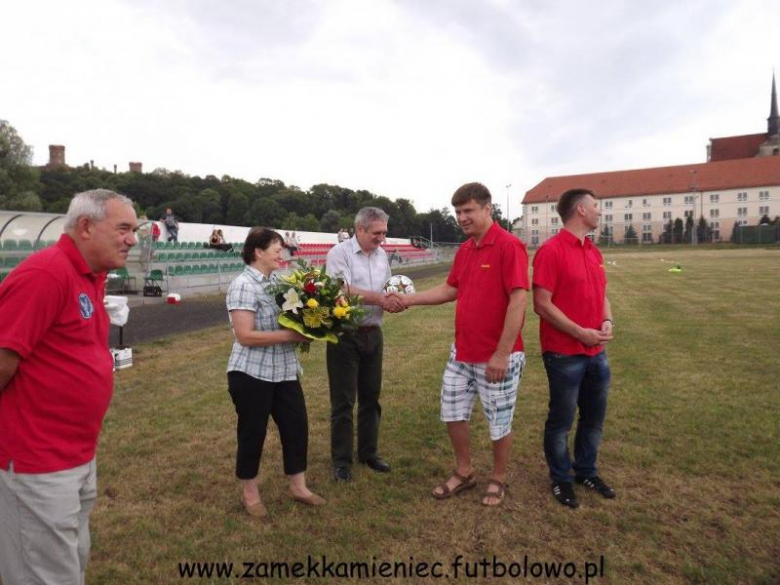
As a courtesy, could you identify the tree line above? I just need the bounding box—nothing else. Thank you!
[1,119,514,242]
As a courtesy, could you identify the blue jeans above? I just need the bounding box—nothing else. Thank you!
[543,351,611,483]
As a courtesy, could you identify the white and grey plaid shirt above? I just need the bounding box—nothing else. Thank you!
[226,266,300,382]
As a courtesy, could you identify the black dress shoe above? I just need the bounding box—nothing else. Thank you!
[362,457,391,473]
[333,467,352,482]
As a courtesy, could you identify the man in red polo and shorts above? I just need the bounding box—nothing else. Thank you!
[532,188,616,509]
[396,182,528,506]
[0,189,138,584]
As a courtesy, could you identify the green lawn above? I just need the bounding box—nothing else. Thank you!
[91,247,780,584]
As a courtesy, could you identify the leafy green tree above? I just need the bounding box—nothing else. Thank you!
[684,216,694,243]
[660,219,674,244]
[226,191,250,226]
[197,188,223,224]
[623,224,638,245]
[248,197,287,227]
[696,216,710,243]
[0,119,41,210]
[320,209,341,233]
[299,214,321,232]
[598,224,612,246]
[759,214,771,225]
[673,218,684,243]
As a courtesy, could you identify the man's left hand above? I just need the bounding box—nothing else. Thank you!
[485,352,509,383]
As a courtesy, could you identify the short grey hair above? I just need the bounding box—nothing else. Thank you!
[64,189,134,231]
[354,207,389,229]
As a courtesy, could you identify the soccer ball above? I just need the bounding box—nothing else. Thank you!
[384,275,415,294]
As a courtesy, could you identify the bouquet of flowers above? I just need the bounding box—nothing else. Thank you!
[268,260,365,350]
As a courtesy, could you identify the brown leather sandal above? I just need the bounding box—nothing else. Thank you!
[481,479,507,506]
[431,470,477,500]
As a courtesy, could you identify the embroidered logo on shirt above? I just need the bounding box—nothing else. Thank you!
[481,264,491,269]
[78,293,94,319]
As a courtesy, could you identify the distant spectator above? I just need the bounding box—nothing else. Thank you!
[151,221,161,242]
[389,248,402,266]
[160,208,179,243]
[286,232,299,256]
[337,228,348,243]
[209,229,234,252]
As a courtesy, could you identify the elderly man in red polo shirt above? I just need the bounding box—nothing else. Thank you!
[532,188,616,509]
[396,182,528,506]
[0,189,138,584]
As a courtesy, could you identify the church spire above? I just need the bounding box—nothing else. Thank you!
[769,72,780,137]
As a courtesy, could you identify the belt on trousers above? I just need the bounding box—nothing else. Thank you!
[355,325,379,333]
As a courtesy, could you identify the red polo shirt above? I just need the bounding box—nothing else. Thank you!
[532,229,607,356]
[447,222,529,363]
[0,234,113,473]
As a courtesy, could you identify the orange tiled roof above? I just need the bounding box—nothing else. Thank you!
[709,133,767,161]
[523,155,780,204]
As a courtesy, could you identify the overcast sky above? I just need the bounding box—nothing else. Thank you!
[3,0,779,219]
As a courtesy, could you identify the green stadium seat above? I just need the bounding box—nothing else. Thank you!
[17,240,33,251]
[4,257,21,268]
[168,266,176,276]
[34,240,48,251]
[174,265,184,276]
[2,240,18,251]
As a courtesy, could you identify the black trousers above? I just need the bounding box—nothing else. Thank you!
[326,327,383,468]
[227,371,308,479]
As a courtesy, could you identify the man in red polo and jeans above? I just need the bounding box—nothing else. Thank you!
[397,182,528,506]
[533,188,616,509]
[0,189,138,584]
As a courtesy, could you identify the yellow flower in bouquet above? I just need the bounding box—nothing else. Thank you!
[268,259,366,351]
[333,305,350,319]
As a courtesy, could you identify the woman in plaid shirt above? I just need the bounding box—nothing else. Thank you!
[226,227,325,518]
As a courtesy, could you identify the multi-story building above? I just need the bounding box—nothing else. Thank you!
[520,76,780,247]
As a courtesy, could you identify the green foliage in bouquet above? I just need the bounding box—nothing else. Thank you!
[267,259,366,351]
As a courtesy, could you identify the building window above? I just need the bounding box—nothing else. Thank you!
[737,219,748,226]
[624,213,633,222]
[737,207,748,217]
[737,192,747,202]
[604,214,613,223]
[531,206,538,214]
[709,209,719,218]
[663,211,672,220]
[684,210,693,218]
[551,204,556,212]
[604,201,613,209]
[625,200,633,208]
[759,190,769,201]
[642,233,653,242]
[531,218,538,226]
[710,193,719,203]
[684,195,695,205]
[531,229,538,235]
[531,236,539,246]
[551,217,559,226]
[642,224,652,232]
[551,228,559,235]
[663,197,672,206]
[642,212,652,221]
[759,206,769,216]
[642,198,650,207]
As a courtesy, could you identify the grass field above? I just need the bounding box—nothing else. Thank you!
[90,247,779,584]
